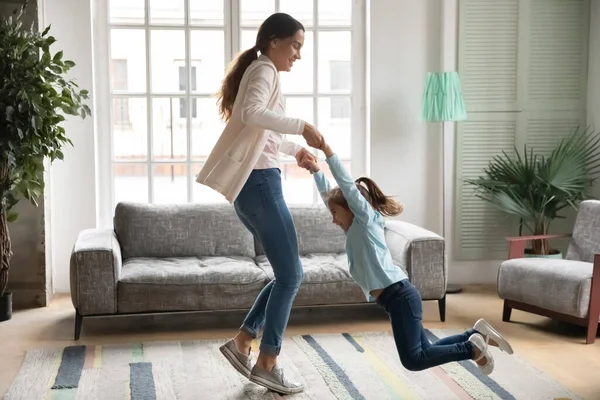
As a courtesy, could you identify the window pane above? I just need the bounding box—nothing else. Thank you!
[318,97,351,159]
[281,163,314,204]
[281,97,313,158]
[191,163,228,203]
[241,29,258,52]
[318,32,351,93]
[285,97,314,125]
[191,99,225,159]
[241,0,275,27]
[318,0,351,26]
[153,163,187,203]
[110,29,146,93]
[114,163,148,204]
[279,0,313,27]
[280,31,313,94]
[112,98,148,161]
[190,30,225,94]
[190,0,224,26]
[109,0,144,24]
[150,0,184,25]
[150,30,186,93]
[151,98,188,161]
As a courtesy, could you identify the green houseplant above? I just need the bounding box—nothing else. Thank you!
[0,4,91,320]
[465,126,600,256]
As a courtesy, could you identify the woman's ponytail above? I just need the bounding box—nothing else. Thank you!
[216,47,258,122]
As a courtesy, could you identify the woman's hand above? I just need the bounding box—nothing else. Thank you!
[302,122,324,149]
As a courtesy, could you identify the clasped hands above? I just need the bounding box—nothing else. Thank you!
[294,122,323,173]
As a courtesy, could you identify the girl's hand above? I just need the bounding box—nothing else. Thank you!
[297,151,320,173]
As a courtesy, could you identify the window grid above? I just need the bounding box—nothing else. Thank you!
[106,0,359,209]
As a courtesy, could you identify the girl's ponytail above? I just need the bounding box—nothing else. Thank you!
[354,177,404,216]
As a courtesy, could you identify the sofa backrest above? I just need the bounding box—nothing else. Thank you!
[114,202,255,259]
[566,200,600,263]
[254,205,346,256]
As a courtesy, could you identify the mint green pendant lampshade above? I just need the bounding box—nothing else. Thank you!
[422,71,467,122]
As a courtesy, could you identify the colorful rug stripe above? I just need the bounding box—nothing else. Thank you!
[342,332,364,353]
[429,366,474,400]
[49,388,76,400]
[425,329,515,400]
[350,333,421,399]
[131,343,144,362]
[129,362,156,400]
[93,345,103,368]
[301,335,366,400]
[50,346,86,390]
[83,346,94,369]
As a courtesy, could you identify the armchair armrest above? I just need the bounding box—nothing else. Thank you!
[70,229,122,316]
[385,220,446,299]
[505,234,572,259]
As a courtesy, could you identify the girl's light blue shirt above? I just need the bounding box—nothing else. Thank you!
[312,153,408,302]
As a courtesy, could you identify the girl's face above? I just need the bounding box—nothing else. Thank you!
[267,29,304,72]
[330,203,354,232]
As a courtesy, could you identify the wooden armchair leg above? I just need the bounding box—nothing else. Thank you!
[586,322,598,344]
[587,255,600,344]
[502,300,512,322]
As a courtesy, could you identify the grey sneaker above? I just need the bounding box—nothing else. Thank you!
[249,364,304,395]
[219,339,254,378]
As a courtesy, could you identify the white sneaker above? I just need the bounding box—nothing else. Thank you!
[473,318,514,354]
[469,333,494,375]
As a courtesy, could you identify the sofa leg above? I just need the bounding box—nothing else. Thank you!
[502,301,512,322]
[74,309,83,341]
[586,322,598,344]
[438,296,446,322]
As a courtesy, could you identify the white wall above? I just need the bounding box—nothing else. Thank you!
[43,0,97,293]
[369,0,442,235]
[589,1,600,128]
[369,0,500,284]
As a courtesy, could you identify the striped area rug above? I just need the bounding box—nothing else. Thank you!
[4,329,579,400]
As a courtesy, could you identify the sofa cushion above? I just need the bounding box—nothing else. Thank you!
[254,205,346,256]
[497,257,593,318]
[117,256,268,313]
[255,253,366,306]
[114,202,255,260]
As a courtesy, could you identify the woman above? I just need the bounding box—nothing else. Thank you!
[196,13,321,395]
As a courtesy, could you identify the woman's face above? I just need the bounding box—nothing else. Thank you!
[267,29,304,72]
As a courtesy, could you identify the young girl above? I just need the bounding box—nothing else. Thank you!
[298,140,514,375]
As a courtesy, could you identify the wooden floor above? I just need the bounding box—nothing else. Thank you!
[1,285,599,399]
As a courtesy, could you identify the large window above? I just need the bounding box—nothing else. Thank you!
[99,0,365,220]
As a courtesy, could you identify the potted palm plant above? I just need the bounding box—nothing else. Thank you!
[0,3,91,321]
[465,126,600,257]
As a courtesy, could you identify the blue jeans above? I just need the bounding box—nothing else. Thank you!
[376,280,476,371]
[234,168,303,356]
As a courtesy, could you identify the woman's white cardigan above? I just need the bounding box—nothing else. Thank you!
[196,55,305,203]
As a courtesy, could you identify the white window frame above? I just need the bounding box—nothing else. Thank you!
[93,0,366,228]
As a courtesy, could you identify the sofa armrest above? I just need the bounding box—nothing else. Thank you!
[385,220,446,300]
[70,229,122,316]
[505,234,572,259]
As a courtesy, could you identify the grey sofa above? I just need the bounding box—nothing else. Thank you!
[69,202,447,339]
[498,200,600,344]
